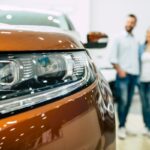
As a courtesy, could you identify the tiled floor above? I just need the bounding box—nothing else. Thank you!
[116,94,150,150]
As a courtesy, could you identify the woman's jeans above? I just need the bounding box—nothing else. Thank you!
[139,82,150,130]
[116,74,138,128]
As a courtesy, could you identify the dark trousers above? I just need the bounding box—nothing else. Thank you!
[116,74,138,127]
[139,82,150,130]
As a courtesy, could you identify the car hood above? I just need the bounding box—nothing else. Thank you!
[0,25,84,51]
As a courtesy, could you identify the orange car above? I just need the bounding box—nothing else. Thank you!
[0,25,115,150]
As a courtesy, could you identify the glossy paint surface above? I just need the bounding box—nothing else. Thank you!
[0,26,115,150]
[0,26,84,51]
[0,80,115,150]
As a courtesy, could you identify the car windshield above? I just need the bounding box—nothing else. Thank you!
[0,10,70,30]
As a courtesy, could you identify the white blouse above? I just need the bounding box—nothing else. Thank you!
[140,51,150,82]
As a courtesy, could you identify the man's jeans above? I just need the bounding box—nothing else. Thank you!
[116,74,138,127]
[139,82,150,130]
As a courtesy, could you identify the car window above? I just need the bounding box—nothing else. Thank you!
[64,15,75,31]
[0,10,70,30]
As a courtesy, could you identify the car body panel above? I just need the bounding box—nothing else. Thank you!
[0,80,115,150]
[0,25,115,150]
[0,26,83,51]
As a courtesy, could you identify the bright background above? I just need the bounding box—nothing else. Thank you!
[0,1,150,149]
[1,0,150,43]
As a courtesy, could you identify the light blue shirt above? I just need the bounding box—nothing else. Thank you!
[110,31,139,75]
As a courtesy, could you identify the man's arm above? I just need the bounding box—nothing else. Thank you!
[109,37,126,78]
[112,63,126,78]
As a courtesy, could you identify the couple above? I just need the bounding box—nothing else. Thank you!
[110,14,150,139]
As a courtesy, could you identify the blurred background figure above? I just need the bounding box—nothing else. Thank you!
[139,28,150,137]
[110,14,139,139]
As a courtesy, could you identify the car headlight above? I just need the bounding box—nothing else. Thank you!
[0,60,19,86]
[0,51,95,116]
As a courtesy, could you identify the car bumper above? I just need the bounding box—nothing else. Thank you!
[0,80,115,150]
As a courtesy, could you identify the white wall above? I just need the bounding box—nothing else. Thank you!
[0,0,91,42]
[1,0,150,43]
[91,0,150,43]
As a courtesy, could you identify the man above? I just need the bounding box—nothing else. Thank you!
[110,14,139,139]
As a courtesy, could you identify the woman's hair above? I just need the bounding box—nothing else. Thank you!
[145,27,150,45]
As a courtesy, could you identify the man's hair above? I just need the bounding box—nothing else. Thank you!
[128,14,137,22]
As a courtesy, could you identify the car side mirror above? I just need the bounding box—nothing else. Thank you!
[84,32,108,49]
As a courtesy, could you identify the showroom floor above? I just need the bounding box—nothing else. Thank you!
[116,93,150,150]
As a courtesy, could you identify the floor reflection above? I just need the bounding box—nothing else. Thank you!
[116,93,150,150]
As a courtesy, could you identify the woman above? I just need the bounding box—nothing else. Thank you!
[139,28,150,136]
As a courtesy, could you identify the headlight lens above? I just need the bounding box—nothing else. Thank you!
[0,60,19,86]
[0,51,95,115]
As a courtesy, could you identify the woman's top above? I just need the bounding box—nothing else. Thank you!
[140,46,150,82]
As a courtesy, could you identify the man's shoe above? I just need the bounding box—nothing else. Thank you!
[142,127,150,137]
[126,128,138,136]
[118,127,126,139]
[147,130,150,137]
[141,127,149,135]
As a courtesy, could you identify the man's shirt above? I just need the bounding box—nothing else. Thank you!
[110,31,139,75]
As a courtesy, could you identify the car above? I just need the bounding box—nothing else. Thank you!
[0,7,116,98]
[0,24,115,150]
[84,32,117,100]
[0,6,80,39]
